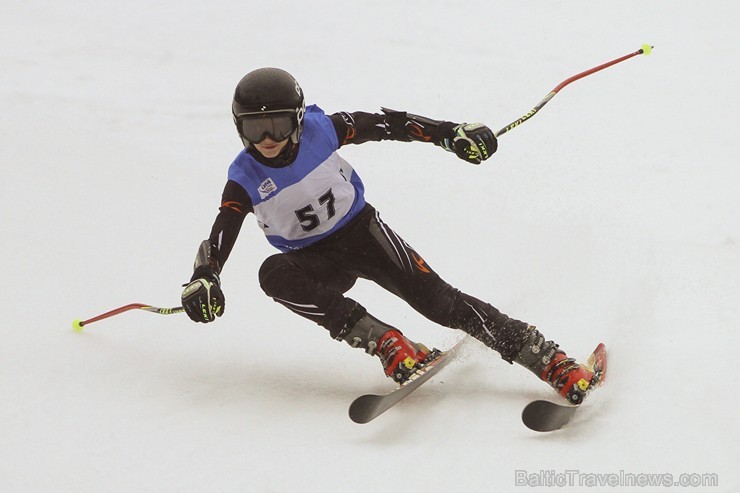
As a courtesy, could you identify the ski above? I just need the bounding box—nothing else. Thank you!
[522,342,607,432]
[348,337,468,424]
[521,400,579,432]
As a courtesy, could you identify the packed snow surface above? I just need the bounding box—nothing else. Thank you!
[2,1,737,491]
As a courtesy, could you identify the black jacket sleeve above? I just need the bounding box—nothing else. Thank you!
[329,111,387,146]
[329,109,460,148]
[205,179,252,271]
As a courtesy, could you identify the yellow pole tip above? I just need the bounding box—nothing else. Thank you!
[72,319,85,332]
[641,44,653,55]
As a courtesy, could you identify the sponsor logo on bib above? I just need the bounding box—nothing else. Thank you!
[258,178,278,199]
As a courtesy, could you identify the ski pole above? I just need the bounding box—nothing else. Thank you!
[495,44,653,138]
[72,303,184,331]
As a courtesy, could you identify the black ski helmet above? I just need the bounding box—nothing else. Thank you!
[232,68,305,148]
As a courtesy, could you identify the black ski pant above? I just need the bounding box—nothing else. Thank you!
[258,204,530,362]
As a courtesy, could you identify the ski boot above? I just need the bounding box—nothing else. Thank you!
[515,326,600,405]
[376,329,432,383]
[339,312,431,384]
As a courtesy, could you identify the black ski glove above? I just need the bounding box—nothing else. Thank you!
[181,266,225,323]
[439,122,497,164]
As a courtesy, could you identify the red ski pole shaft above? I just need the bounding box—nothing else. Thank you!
[72,303,184,331]
[495,44,653,137]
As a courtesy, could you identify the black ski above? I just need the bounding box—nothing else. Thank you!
[522,400,578,432]
[349,337,468,424]
[521,343,607,432]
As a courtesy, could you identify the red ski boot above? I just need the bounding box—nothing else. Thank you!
[515,326,602,405]
[377,329,431,384]
[540,352,596,405]
[336,310,431,384]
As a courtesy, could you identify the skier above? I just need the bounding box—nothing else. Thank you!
[181,67,597,404]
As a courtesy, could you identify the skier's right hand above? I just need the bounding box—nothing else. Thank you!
[181,268,225,323]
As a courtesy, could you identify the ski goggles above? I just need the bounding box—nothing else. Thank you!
[235,110,298,144]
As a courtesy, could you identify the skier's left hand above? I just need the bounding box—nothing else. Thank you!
[441,123,497,164]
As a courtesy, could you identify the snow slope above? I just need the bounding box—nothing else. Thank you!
[1,1,737,491]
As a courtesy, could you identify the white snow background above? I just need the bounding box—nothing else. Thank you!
[1,1,738,492]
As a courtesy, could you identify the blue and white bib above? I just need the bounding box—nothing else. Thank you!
[228,105,366,252]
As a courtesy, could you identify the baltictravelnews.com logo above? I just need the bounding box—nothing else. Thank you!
[514,469,719,488]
